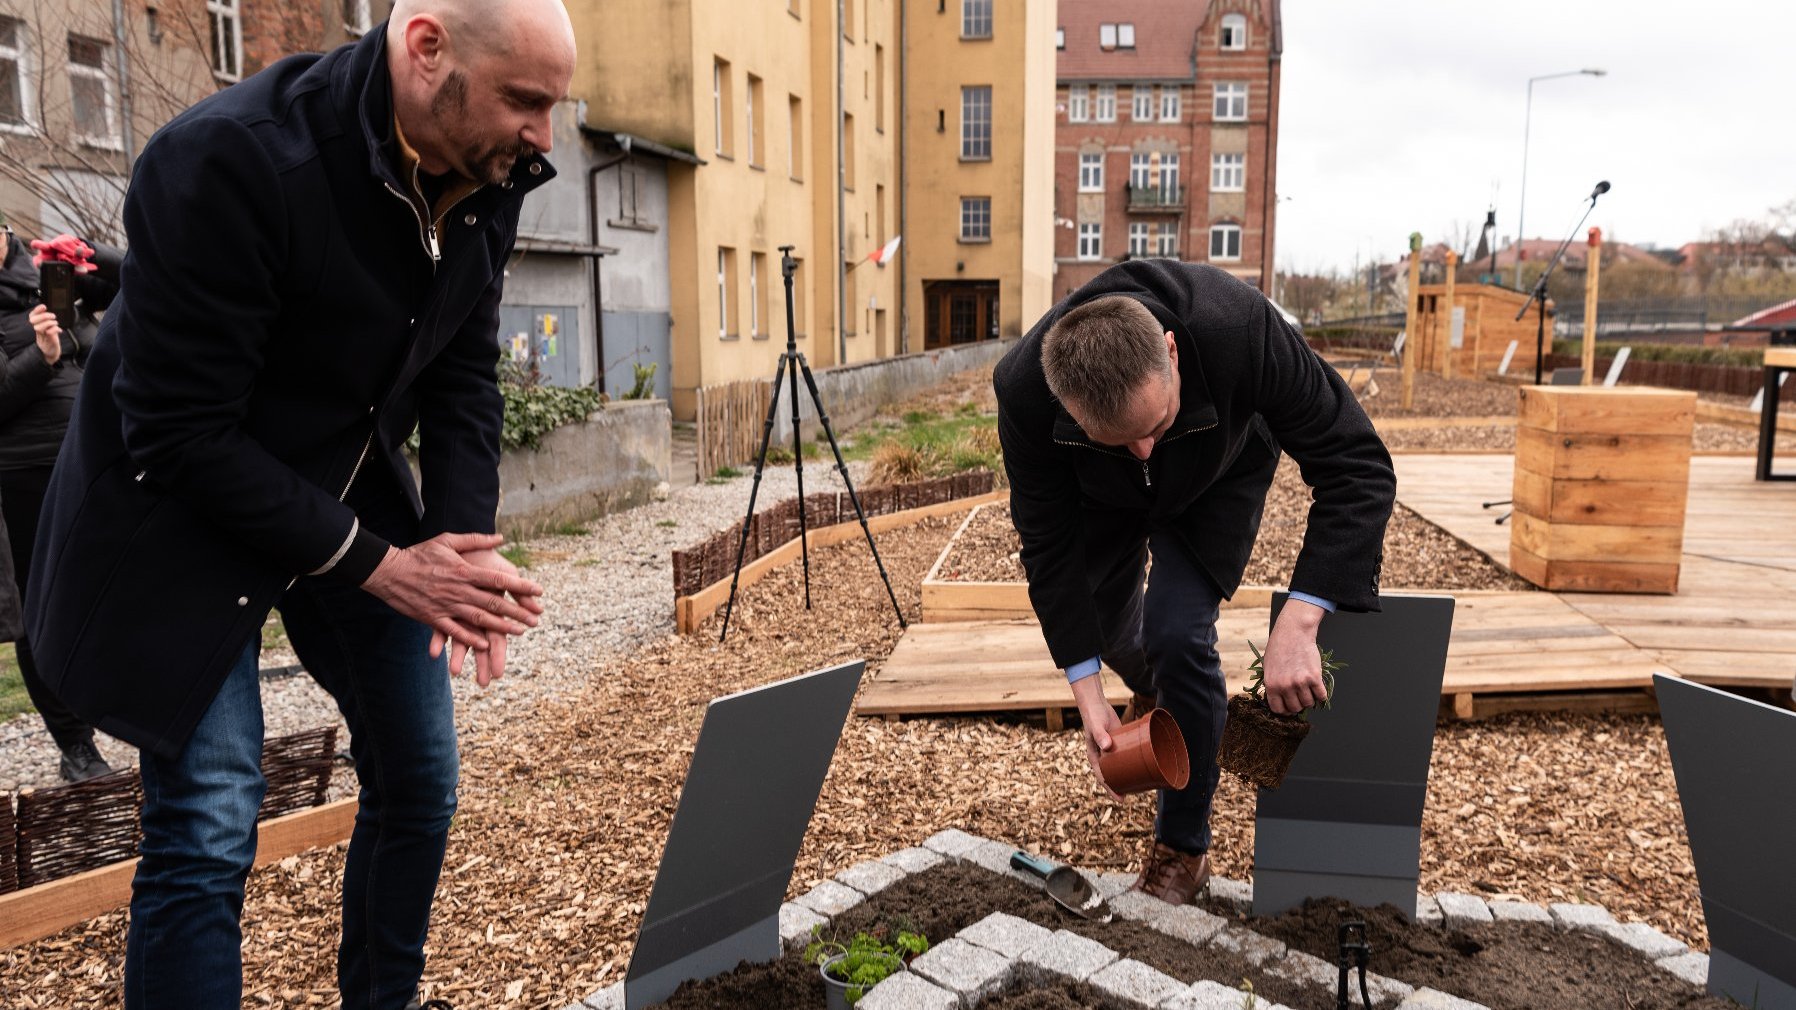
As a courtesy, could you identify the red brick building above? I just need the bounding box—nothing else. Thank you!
[1053,0,1282,300]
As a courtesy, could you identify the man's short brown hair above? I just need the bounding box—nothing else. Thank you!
[1040,296,1170,427]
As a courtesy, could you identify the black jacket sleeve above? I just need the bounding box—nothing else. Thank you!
[0,335,54,425]
[1250,296,1395,611]
[110,115,388,577]
[413,253,507,539]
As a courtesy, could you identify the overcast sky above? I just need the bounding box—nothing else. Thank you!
[1275,0,1796,275]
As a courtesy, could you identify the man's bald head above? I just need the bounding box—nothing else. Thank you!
[385,0,576,183]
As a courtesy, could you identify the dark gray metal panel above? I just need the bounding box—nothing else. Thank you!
[1253,869,1422,920]
[603,311,673,401]
[1711,950,1796,1010]
[1655,673,1796,1005]
[625,661,865,1009]
[1252,593,1455,918]
[1253,819,1422,880]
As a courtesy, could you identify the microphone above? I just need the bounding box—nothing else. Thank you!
[1590,180,1611,200]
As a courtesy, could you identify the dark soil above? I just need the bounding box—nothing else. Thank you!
[1216,695,1311,789]
[1209,897,1733,1010]
[655,954,822,1009]
[975,978,1138,1009]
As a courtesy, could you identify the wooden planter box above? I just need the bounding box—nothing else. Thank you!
[1509,386,1696,593]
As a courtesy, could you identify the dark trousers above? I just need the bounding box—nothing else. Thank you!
[1,465,95,750]
[126,578,457,1010]
[1089,524,1228,855]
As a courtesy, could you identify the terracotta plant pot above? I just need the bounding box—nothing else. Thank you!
[1217,694,1312,789]
[1099,707,1191,795]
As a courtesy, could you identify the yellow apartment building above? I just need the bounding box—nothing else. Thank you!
[903,0,1055,350]
[573,0,901,419]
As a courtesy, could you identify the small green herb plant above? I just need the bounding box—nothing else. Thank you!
[1244,641,1345,719]
[805,923,929,1005]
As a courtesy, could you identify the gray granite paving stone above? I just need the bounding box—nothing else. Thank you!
[1487,900,1552,923]
[882,846,947,875]
[1211,925,1287,966]
[1016,928,1120,984]
[795,879,865,917]
[1365,972,1418,1005]
[780,901,830,951]
[1435,892,1495,928]
[1207,876,1253,913]
[1414,894,1443,927]
[1265,948,1335,988]
[922,828,987,860]
[959,911,1055,959]
[1162,980,1290,1010]
[1146,902,1228,946]
[1108,887,1171,922]
[1398,988,1489,1009]
[1091,870,1139,900]
[910,937,1013,1006]
[1088,957,1186,1006]
[857,971,960,1010]
[964,839,1041,886]
[1655,950,1710,986]
[1548,901,1615,930]
[1594,921,1688,960]
[837,858,909,896]
[580,982,623,1010]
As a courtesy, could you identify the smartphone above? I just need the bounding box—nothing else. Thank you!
[40,260,77,333]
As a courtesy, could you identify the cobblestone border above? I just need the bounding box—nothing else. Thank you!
[564,829,1709,1009]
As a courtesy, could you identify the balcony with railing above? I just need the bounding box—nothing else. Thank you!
[1126,182,1186,213]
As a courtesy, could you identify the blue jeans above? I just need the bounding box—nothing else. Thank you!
[1091,527,1228,856]
[126,580,457,1010]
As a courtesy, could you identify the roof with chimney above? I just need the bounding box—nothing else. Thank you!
[1057,0,1283,83]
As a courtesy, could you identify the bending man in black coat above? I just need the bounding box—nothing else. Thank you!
[994,261,1395,906]
[26,0,576,1006]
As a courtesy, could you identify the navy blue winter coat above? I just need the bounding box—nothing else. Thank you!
[27,26,554,757]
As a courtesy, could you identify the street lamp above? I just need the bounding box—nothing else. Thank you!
[1514,68,1606,288]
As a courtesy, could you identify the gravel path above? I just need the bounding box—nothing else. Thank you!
[0,461,868,795]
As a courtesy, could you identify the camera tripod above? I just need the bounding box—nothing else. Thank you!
[718,246,906,642]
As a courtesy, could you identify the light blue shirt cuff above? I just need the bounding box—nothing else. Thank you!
[1288,592,1337,614]
[1065,656,1103,684]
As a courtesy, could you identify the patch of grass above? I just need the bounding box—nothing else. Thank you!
[550,521,590,537]
[499,543,532,569]
[261,612,290,653]
[0,642,34,720]
[575,558,602,568]
[842,410,1001,476]
[901,409,940,425]
[955,400,982,417]
[655,519,679,528]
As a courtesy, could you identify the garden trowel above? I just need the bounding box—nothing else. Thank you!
[1008,851,1113,923]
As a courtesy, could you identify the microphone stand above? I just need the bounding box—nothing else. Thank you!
[1516,181,1609,385]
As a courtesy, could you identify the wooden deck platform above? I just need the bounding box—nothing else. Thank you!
[858,454,1795,723]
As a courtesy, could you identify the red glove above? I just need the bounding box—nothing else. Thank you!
[30,235,96,274]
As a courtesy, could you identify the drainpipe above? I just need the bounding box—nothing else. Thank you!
[111,0,135,172]
[582,107,630,395]
[837,0,847,366]
[898,0,907,354]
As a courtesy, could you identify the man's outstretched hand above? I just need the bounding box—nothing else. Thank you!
[360,532,545,687]
[1260,599,1328,715]
[1071,674,1124,801]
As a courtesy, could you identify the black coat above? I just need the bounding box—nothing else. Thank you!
[26,27,554,757]
[993,261,1395,669]
[0,238,120,470]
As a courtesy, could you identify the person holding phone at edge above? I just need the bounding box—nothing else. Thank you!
[0,223,121,782]
[25,0,577,1006]
[993,260,1395,907]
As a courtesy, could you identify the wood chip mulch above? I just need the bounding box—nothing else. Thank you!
[936,460,1532,592]
[0,514,1705,1008]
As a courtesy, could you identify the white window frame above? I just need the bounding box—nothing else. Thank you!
[1214,81,1247,121]
[748,252,760,338]
[1159,85,1180,123]
[745,75,756,166]
[1056,27,1064,49]
[1066,84,1088,122]
[1211,152,1245,192]
[1220,13,1248,50]
[961,85,991,160]
[1129,152,1151,190]
[1118,23,1135,48]
[717,248,732,337]
[67,35,121,149]
[1209,223,1242,261]
[962,0,993,39]
[206,0,243,82]
[0,16,37,135]
[1127,222,1150,257]
[1094,83,1116,122]
[1161,153,1180,196]
[960,196,991,241]
[343,0,372,37]
[1157,221,1179,258]
[1078,151,1103,192]
[713,61,725,154]
[1131,84,1154,122]
[1077,222,1102,261]
[1098,23,1117,49]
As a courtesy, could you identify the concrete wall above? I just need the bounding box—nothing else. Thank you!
[496,399,673,539]
[768,337,1014,439]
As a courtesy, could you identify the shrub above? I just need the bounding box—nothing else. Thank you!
[869,442,930,485]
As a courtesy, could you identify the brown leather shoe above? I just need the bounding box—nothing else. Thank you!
[1120,691,1157,724]
[1131,841,1212,906]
